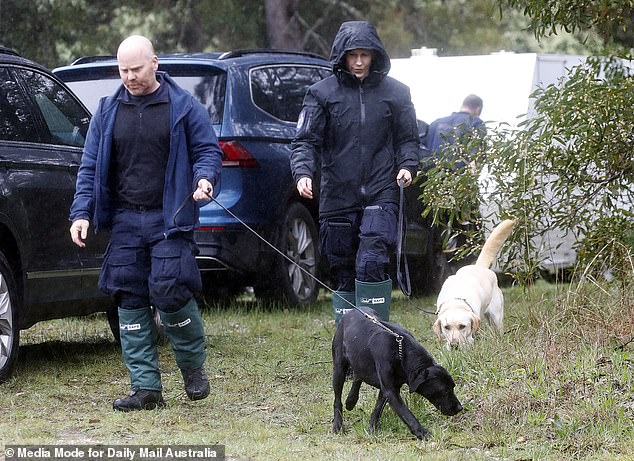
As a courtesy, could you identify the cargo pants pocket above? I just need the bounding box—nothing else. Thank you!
[150,240,201,312]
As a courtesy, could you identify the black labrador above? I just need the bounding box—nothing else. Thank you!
[332,307,463,439]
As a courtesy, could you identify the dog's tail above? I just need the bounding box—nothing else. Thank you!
[475,219,517,268]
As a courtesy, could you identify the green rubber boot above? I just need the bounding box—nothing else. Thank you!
[117,306,162,392]
[355,278,392,321]
[333,291,356,326]
[159,298,209,400]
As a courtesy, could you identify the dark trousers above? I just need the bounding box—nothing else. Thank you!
[98,208,202,312]
[320,201,398,292]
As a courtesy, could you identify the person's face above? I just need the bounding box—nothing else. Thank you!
[117,49,159,96]
[345,49,373,80]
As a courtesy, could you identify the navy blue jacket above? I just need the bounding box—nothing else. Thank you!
[291,21,420,216]
[425,111,486,169]
[69,72,222,236]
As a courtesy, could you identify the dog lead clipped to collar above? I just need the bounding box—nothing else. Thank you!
[355,306,404,360]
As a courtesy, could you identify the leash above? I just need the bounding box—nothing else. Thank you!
[396,179,411,298]
[174,189,405,355]
[414,305,438,316]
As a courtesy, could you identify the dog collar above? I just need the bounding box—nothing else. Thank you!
[436,297,476,315]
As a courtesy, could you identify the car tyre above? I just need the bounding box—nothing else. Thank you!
[255,202,320,306]
[0,250,20,383]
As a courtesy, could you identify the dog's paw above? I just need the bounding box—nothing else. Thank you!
[332,411,344,434]
[413,427,432,440]
[369,420,381,434]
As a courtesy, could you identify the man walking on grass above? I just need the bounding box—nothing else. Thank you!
[69,35,222,411]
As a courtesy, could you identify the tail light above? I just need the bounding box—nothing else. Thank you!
[219,141,258,168]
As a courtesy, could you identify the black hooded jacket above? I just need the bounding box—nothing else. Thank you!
[290,21,420,217]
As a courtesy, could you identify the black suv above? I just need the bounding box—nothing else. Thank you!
[54,50,449,307]
[0,47,112,382]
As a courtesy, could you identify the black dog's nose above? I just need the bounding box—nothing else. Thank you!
[443,401,463,416]
[437,399,463,416]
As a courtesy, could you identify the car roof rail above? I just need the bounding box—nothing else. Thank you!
[218,49,327,60]
[158,52,224,60]
[66,49,328,66]
[0,45,20,57]
[71,55,117,65]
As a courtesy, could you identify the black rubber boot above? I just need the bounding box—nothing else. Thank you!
[181,367,210,401]
[113,388,165,412]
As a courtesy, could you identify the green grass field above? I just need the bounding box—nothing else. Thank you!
[1,280,632,460]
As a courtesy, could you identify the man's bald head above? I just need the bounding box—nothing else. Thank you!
[117,35,156,61]
[116,35,159,96]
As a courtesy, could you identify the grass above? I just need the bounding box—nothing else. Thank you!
[1,280,633,460]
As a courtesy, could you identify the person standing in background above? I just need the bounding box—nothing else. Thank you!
[425,94,486,169]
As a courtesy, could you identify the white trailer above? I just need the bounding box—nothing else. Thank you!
[389,49,586,128]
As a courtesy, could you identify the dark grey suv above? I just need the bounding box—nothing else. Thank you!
[0,47,112,382]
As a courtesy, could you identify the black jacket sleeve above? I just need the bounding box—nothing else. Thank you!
[290,88,326,183]
[393,85,421,175]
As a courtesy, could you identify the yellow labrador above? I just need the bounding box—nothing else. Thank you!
[433,219,516,348]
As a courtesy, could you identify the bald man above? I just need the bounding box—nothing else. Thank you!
[70,35,223,411]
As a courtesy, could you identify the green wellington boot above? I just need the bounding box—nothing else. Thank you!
[355,278,392,321]
[159,298,210,401]
[113,306,164,411]
[333,290,356,326]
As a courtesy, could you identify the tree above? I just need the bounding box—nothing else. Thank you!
[502,0,634,50]
[1,0,605,68]
[264,0,303,50]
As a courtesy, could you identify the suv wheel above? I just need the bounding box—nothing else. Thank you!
[0,250,19,383]
[255,202,319,306]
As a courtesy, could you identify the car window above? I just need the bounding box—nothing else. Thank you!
[250,65,330,123]
[60,65,227,125]
[0,67,41,142]
[160,65,226,125]
[16,68,89,147]
[63,78,121,115]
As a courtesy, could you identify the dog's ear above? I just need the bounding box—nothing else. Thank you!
[433,319,443,340]
[471,314,481,335]
[409,368,429,394]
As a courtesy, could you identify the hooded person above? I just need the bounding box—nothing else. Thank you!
[290,21,420,323]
